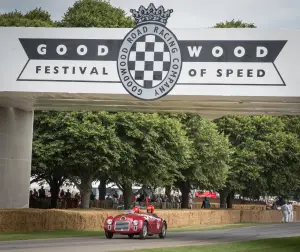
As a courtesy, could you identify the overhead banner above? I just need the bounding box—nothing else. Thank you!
[17,4,287,100]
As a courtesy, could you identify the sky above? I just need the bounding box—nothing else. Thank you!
[0,0,300,29]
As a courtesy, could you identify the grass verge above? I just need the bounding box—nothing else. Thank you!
[0,223,277,242]
[123,236,300,252]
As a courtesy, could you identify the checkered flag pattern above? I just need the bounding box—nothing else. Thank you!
[128,35,171,88]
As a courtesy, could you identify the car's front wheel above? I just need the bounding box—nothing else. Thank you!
[105,231,113,239]
[159,222,167,239]
[139,222,148,240]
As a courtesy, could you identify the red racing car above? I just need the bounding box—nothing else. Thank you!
[103,207,167,239]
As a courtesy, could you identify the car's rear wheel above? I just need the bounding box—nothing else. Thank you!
[159,222,167,239]
[139,222,148,240]
[105,231,113,239]
[128,234,134,239]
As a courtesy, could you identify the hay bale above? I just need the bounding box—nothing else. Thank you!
[241,210,282,223]
[294,205,300,221]
[155,210,201,227]
[233,204,266,211]
[0,209,46,232]
[1,209,240,232]
[1,208,287,233]
[221,210,241,224]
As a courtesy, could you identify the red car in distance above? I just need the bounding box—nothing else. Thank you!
[103,210,167,239]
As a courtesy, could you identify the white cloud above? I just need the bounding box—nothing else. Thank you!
[0,0,300,28]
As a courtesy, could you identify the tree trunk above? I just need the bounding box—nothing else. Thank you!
[99,177,107,200]
[122,183,132,209]
[165,185,171,198]
[81,190,91,209]
[49,180,60,209]
[219,190,228,209]
[226,191,234,209]
[178,181,190,209]
[77,177,93,209]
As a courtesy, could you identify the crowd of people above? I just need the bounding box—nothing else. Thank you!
[30,186,296,220]
[104,191,211,209]
[29,186,213,210]
[29,187,80,201]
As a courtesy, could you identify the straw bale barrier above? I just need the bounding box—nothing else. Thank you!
[0,208,289,233]
[232,204,266,211]
[294,205,300,221]
[90,200,265,211]
[240,209,297,223]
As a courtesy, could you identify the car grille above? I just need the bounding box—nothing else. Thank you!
[114,221,130,231]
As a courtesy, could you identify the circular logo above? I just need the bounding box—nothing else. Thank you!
[117,23,182,100]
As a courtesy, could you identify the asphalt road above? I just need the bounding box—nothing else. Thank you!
[0,223,300,252]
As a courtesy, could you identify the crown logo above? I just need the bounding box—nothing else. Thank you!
[130,3,173,26]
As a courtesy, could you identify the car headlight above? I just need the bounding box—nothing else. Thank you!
[133,220,139,226]
[107,219,113,225]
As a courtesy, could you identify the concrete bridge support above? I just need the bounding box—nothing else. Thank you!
[0,107,34,208]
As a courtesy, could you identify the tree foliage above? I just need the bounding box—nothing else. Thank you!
[33,111,122,208]
[108,112,192,208]
[58,0,135,28]
[215,115,300,203]
[214,19,256,28]
[173,114,232,208]
[0,8,55,27]
[32,111,71,208]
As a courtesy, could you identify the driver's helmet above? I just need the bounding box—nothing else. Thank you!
[147,205,154,213]
[132,206,140,213]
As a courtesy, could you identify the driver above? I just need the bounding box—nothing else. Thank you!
[132,206,140,214]
[146,205,159,218]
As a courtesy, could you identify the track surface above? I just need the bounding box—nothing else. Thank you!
[0,223,300,252]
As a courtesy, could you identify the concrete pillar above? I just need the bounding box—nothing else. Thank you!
[0,107,34,208]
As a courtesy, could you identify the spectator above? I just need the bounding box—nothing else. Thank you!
[113,191,119,199]
[33,189,38,198]
[201,197,211,209]
[188,192,193,209]
[106,194,112,200]
[65,189,72,198]
[60,189,65,198]
[272,202,277,210]
[90,191,96,201]
[38,186,46,199]
[29,190,35,200]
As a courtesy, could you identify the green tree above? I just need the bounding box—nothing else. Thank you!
[215,115,300,206]
[109,112,192,209]
[58,0,134,28]
[32,111,69,208]
[281,116,300,200]
[33,111,121,209]
[0,8,55,27]
[281,116,300,137]
[214,19,256,28]
[174,114,232,208]
[58,111,121,208]
[215,116,276,207]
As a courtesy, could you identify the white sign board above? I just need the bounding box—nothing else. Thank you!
[0,4,300,101]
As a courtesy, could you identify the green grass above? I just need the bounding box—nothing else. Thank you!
[0,223,277,242]
[0,230,104,241]
[124,237,300,252]
[168,222,273,232]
